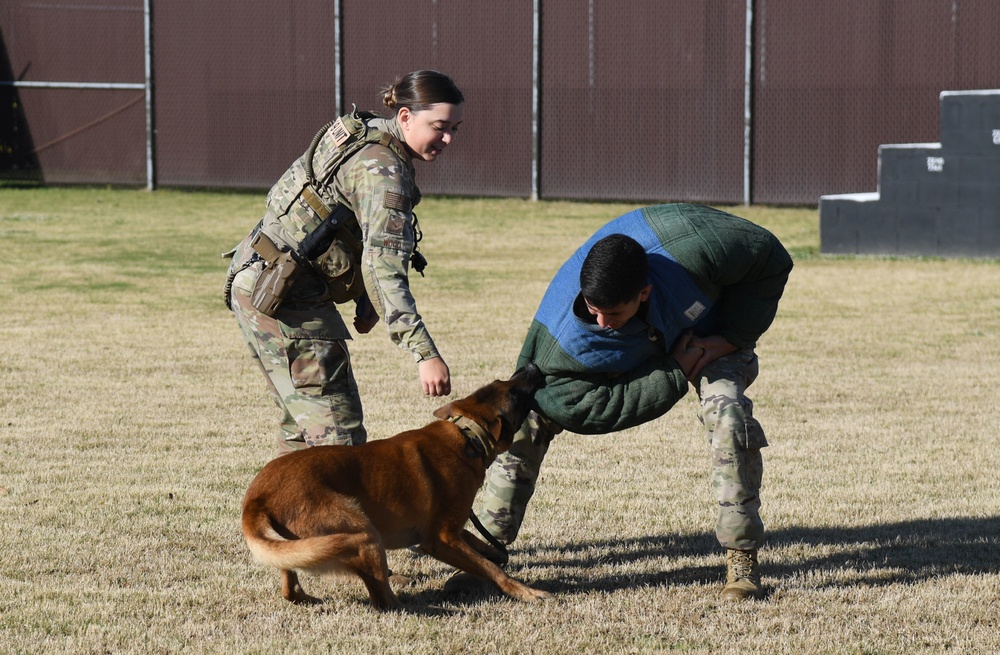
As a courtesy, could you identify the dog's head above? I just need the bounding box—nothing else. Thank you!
[433,363,544,452]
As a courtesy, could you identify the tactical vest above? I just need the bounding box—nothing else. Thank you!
[265,110,415,303]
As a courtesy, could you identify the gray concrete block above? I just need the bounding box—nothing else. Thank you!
[940,128,999,154]
[980,208,1000,256]
[879,179,918,206]
[957,154,1000,183]
[940,94,968,132]
[819,199,858,254]
[824,91,1000,258]
[819,193,879,254]
[896,207,939,256]
[856,205,898,255]
[878,144,954,184]
[917,180,960,208]
[940,90,996,130]
[936,208,983,257]
[879,144,939,177]
[976,92,1000,127]
[940,91,1000,154]
[957,181,1000,209]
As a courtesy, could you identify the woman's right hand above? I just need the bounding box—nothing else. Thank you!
[418,357,451,397]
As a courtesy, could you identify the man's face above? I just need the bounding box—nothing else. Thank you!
[583,284,652,330]
[398,102,464,162]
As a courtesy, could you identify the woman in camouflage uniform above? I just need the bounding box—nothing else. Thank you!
[225,70,464,455]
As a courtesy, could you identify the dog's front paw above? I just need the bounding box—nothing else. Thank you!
[517,585,553,603]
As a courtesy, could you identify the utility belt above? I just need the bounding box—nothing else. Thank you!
[245,231,301,316]
[223,202,364,316]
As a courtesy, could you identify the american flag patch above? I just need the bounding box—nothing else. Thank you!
[383,190,412,212]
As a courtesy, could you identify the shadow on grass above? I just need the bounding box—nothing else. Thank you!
[402,516,1000,605]
[278,517,1000,611]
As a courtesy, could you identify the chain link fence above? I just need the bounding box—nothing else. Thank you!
[2,1,999,204]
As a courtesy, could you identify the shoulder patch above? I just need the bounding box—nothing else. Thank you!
[383,190,412,212]
[386,215,406,236]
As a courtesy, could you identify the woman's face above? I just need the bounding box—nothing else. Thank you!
[398,102,464,162]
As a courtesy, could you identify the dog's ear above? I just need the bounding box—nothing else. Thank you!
[432,403,454,420]
[486,416,505,442]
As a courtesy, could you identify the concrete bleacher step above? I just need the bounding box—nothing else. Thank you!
[819,89,1000,258]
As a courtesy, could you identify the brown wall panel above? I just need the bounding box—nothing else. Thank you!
[1,0,145,184]
[540,1,746,203]
[342,0,534,197]
[2,0,144,83]
[16,87,146,185]
[153,0,337,189]
[955,2,1000,86]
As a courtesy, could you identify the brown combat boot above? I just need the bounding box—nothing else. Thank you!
[721,549,764,601]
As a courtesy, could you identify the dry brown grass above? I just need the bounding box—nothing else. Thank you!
[1,187,998,654]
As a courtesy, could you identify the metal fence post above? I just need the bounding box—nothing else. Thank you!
[743,0,754,206]
[531,0,541,201]
[144,0,154,190]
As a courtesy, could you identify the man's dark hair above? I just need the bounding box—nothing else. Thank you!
[580,234,648,307]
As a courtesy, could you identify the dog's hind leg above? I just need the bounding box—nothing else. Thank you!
[355,568,402,611]
[281,569,320,604]
[321,529,402,611]
[269,529,400,609]
[349,546,402,610]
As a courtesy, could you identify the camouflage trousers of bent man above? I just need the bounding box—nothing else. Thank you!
[476,349,767,552]
[230,284,367,455]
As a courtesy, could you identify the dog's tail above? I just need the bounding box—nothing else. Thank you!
[241,504,358,576]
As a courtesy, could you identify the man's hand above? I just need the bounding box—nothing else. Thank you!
[419,356,451,397]
[688,335,738,380]
[670,332,704,380]
[352,294,380,334]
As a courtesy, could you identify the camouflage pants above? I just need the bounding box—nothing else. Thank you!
[230,281,366,455]
[476,349,766,551]
[476,410,559,544]
[695,349,766,551]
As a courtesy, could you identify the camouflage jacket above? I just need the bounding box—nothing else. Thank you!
[244,113,438,363]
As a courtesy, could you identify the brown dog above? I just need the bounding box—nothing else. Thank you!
[241,364,551,610]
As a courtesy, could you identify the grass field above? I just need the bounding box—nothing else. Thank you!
[1,186,998,654]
